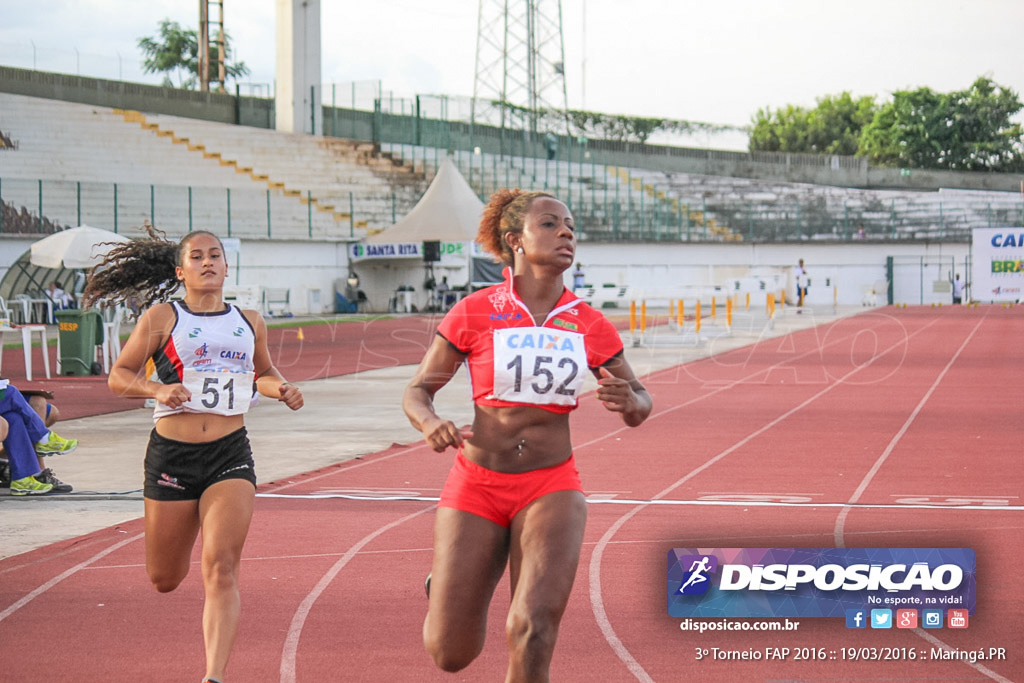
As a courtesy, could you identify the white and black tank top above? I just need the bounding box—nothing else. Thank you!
[151,301,257,421]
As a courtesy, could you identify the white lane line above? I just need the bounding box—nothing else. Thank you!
[278,504,434,683]
[255,492,1024,511]
[589,314,934,681]
[832,314,1011,683]
[0,533,143,623]
[833,316,987,545]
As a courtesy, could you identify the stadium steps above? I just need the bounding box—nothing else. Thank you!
[113,109,356,224]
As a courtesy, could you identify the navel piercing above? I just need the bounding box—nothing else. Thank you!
[517,439,525,456]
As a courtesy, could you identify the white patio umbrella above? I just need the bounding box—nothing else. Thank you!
[30,225,131,269]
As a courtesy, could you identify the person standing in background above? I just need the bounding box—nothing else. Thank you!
[572,262,586,291]
[795,258,809,311]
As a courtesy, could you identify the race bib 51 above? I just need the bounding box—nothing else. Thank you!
[181,368,255,416]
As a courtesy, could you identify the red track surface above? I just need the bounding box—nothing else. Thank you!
[1,307,1021,681]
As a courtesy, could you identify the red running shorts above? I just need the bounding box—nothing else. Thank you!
[438,450,583,527]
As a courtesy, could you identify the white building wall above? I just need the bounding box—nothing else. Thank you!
[0,237,973,315]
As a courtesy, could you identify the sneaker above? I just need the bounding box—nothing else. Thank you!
[36,467,73,493]
[35,431,78,456]
[10,475,54,496]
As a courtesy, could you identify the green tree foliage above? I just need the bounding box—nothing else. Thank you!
[858,77,1024,172]
[749,92,878,155]
[138,19,250,90]
[489,101,742,144]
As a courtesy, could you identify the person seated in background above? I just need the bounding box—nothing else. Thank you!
[46,281,74,308]
[435,276,451,311]
[45,281,74,323]
[0,382,77,495]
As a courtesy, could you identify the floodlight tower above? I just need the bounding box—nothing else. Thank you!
[471,0,570,154]
[198,0,226,92]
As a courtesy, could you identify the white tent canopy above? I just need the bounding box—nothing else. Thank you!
[365,157,484,244]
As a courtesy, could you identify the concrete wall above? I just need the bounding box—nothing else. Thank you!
[0,235,350,317]
[0,66,274,129]
[346,240,972,312]
[0,234,971,315]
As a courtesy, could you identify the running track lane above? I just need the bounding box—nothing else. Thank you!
[19,315,446,420]
[0,307,1020,681]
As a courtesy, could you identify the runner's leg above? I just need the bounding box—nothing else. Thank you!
[197,478,255,681]
[424,507,509,672]
[505,490,587,683]
[144,498,201,591]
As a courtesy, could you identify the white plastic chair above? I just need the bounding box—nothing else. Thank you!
[100,304,126,371]
[0,296,13,324]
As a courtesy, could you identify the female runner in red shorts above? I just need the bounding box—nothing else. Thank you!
[403,189,651,681]
[85,227,304,683]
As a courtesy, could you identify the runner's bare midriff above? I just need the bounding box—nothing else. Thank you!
[463,404,572,473]
[155,412,245,443]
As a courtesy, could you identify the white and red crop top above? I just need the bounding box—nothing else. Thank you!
[436,268,623,414]
[151,301,257,421]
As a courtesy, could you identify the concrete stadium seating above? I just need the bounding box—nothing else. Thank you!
[0,92,429,238]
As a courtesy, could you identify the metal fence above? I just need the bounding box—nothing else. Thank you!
[0,177,407,239]
[381,142,1024,244]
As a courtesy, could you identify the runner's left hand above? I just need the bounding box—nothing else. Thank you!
[279,383,304,410]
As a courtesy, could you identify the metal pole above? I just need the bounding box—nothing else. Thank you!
[150,185,155,225]
[266,189,272,237]
[76,181,81,225]
[113,183,118,233]
[226,188,232,236]
[188,186,193,232]
[308,191,313,238]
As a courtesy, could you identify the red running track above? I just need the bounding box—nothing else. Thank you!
[0,306,1021,681]
[7,316,447,420]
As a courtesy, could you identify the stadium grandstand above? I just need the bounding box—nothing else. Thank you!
[1,64,1021,313]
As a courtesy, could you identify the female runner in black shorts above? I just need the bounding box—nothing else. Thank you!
[85,227,303,683]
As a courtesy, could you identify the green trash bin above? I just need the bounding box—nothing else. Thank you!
[55,309,104,376]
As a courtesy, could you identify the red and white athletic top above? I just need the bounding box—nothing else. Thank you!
[437,268,623,414]
[151,301,257,421]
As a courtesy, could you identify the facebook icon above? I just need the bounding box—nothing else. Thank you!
[845,609,867,629]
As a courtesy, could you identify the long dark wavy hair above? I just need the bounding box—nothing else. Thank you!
[82,224,223,311]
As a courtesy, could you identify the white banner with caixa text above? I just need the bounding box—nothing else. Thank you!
[972,227,1024,302]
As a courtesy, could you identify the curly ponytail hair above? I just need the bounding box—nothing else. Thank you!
[82,225,223,310]
[477,188,554,265]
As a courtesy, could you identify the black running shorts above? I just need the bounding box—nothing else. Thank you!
[143,427,256,501]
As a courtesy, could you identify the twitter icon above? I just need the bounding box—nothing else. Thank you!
[870,609,892,629]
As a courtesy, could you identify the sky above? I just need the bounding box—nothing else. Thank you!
[2,0,1023,150]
